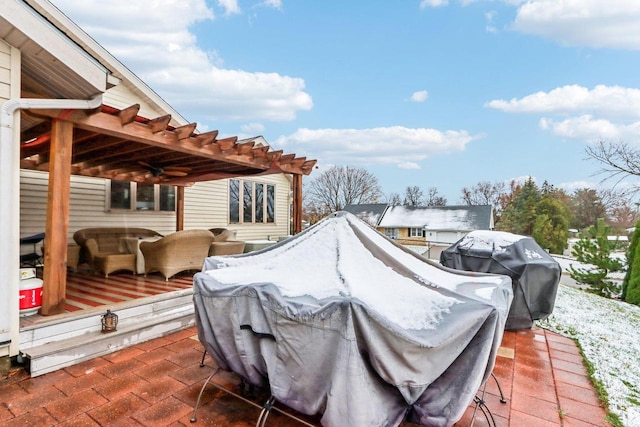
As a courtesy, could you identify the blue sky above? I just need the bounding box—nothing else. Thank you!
[52,0,640,203]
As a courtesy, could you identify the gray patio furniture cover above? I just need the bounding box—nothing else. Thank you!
[440,230,561,330]
[193,211,513,426]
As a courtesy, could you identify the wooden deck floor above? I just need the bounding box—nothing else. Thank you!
[20,269,194,328]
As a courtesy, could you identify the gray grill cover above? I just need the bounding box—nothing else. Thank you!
[193,212,512,426]
[440,230,561,330]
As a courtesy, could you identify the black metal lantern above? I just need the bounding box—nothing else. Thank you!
[101,309,118,333]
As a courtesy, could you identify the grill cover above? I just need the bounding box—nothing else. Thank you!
[440,230,561,330]
[193,212,512,426]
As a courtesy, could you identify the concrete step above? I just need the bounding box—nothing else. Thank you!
[20,290,196,377]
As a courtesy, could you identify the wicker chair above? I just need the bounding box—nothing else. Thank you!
[84,239,136,277]
[140,229,215,280]
[208,228,245,256]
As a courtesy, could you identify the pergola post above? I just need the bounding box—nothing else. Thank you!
[292,174,303,234]
[40,119,73,315]
[176,186,185,231]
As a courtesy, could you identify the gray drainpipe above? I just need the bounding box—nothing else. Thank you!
[0,95,102,356]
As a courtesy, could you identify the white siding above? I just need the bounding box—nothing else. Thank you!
[184,174,291,240]
[0,40,12,100]
[20,170,292,243]
[103,82,169,122]
[20,170,177,243]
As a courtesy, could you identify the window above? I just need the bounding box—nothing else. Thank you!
[409,227,424,238]
[243,181,253,222]
[266,184,275,223]
[255,183,264,223]
[109,180,131,210]
[229,179,240,223]
[229,179,276,224]
[384,228,398,240]
[107,180,175,212]
[136,183,155,211]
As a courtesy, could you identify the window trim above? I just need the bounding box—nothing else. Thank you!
[409,227,424,238]
[229,179,276,225]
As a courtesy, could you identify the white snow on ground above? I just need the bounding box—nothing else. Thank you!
[539,257,640,426]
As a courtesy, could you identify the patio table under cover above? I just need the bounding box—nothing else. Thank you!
[193,211,513,427]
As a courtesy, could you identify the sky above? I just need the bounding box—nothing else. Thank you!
[50,0,640,204]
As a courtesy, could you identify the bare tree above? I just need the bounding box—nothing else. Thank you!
[403,185,424,206]
[460,180,506,207]
[306,165,383,215]
[387,192,402,206]
[425,187,447,206]
[586,141,640,194]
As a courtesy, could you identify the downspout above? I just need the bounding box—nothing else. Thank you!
[0,95,102,357]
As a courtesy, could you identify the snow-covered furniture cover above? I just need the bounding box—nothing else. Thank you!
[193,211,513,427]
[440,230,561,330]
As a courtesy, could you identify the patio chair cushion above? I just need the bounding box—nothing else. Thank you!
[208,240,246,256]
[209,228,244,255]
[140,229,214,280]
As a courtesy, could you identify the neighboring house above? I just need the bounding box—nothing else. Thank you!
[1,0,314,361]
[343,203,389,227]
[346,204,494,259]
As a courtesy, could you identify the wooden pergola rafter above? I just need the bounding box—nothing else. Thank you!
[18,103,316,315]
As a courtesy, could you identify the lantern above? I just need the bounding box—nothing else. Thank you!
[101,309,118,333]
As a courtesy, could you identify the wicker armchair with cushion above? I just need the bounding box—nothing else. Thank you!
[140,229,215,280]
[208,228,245,256]
[73,227,163,273]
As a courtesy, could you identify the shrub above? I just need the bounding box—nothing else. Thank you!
[568,218,624,298]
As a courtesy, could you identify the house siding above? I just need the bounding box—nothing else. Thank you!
[20,170,293,244]
[103,83,166,120]
[0,40,13,101]
[20,170,177,242]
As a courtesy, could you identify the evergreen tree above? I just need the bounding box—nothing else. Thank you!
[626,242,640,305]
[568,218,624,298]
[532,196,570,254]
[623,220,640,302]
[498,177,541,235]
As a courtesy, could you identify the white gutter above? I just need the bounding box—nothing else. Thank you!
[0,95,102,356]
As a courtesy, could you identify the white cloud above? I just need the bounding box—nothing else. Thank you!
[539,116,640,141]
[506,175,536,186]
[559,180,598,191]
[420,0,449,8]
[488,85,640,142]
[486,85,640,120]
[485,10,498,33]
[410,90,429,102]
[262,0,283,9]
[218,0,241,16]
[241,122,266,133]
[51,0,312,122]
[398,162,421,170]
[512,0,640,50]
[275,126,480,167]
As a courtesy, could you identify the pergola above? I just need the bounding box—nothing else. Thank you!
[18,103,316,315]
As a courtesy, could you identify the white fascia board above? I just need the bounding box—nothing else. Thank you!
[1,0,108,93]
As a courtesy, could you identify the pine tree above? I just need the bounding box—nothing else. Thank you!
[568,218,624,298]
[622,220,640,300]
[626,242,640,305]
